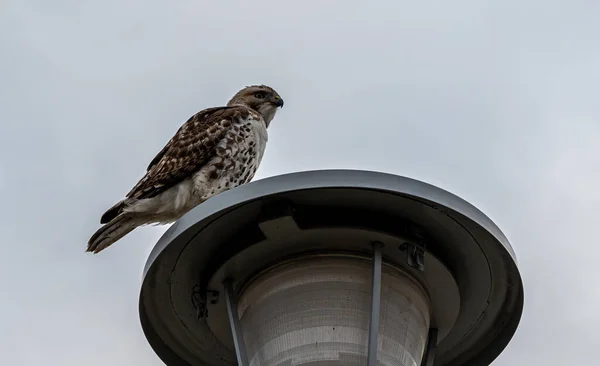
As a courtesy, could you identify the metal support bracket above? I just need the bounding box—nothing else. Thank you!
[420,328,438,366]
[367,241,384,366]
[400,241,426,271]
[191,285,219,319]
[224,279,249,366]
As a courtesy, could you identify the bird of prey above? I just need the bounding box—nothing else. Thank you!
[87,85,284,254]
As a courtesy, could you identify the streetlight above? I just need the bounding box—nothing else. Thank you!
[139,170,523,366]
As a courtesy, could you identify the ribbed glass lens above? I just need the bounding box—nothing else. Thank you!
[237,256,431,366]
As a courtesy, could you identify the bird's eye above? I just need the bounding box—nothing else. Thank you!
[254,92,266,99]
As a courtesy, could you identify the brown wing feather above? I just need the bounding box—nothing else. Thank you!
[127,106,252,200]
[99,105,251,224]
[145,106,228,172]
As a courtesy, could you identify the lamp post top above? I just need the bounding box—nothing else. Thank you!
[139,169,523,366]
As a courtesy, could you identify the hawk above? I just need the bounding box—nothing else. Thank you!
[87,85,284,254]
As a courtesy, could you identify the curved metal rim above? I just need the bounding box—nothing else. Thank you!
[140,169,524,366]
[143,169,518,278]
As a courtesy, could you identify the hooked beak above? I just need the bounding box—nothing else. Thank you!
[273,97,284,108]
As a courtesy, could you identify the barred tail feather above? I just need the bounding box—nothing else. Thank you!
[100,200,126,224]
[87,214,138,254]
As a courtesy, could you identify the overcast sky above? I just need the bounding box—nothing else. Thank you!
[1,1,599,365]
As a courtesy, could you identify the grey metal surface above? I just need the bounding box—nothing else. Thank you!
[367,242,383,366]
[139,169,524,366]
[422,329,438,366]
[223,279,249,366]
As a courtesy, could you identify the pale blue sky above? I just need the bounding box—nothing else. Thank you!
[1,1,599,365]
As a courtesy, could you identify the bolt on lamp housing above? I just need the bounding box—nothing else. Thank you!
[139,170,523,366]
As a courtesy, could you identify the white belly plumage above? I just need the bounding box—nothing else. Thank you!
[127,115,268,224]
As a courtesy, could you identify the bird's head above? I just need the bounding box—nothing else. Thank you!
[227,85,284,126]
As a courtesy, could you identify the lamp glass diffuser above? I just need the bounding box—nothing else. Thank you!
[236,256,431,366]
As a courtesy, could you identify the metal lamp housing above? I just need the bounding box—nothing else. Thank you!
[139,170,523,366]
